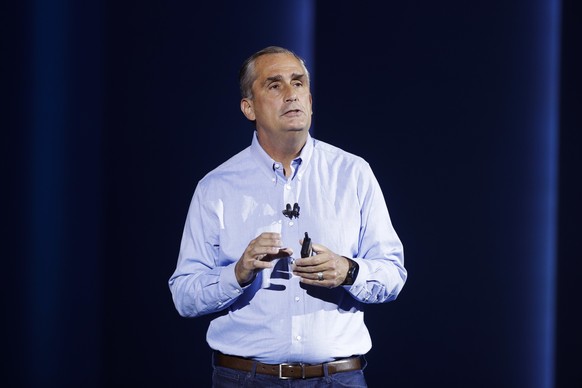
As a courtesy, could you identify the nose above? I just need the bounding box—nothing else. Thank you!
[284,85,298,102]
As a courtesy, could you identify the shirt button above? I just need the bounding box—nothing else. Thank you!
[274,163,280,169]
[272,178,276,182]
[285,184,291,190]
[288,221,294,226]
[295,296,300,302]
[295,335,301,341]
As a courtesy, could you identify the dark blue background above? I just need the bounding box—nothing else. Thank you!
[3,0,580,387]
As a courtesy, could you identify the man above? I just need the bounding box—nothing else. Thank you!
[169,46,406,387]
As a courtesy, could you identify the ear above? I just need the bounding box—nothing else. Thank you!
[241,98,256,121]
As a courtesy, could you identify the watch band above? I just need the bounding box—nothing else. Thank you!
[342,258,359,286]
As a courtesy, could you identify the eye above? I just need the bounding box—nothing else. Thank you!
[292,81,303,87]
[268,82,281,90]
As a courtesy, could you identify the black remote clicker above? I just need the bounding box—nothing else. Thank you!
[301,232,312,258]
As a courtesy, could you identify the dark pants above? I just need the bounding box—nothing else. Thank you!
[211,357,368,387]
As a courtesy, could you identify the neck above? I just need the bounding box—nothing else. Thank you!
[256,130,307,174]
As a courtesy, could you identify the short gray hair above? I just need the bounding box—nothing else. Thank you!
[239,46,310,99]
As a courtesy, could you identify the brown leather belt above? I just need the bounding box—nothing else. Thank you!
[214,352,362,380]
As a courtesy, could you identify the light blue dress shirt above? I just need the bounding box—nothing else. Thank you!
[169,132,406,364]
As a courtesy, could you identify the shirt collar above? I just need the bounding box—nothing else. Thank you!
[250,131,314,182]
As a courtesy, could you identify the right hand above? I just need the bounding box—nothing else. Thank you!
[235,232,293,286]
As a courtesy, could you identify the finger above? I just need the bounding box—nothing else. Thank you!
[273,247,294,258]
[258,247,294,262]
[255,238,283,253]
[294,253,323,267]
[247,240,282,258]
[258,232,283,246]
[298,275,334,289]
[294,269,322,282]
[252,260,274,270]
[259,232,282,239]
[292,261,326,277]
[310,242,329,254]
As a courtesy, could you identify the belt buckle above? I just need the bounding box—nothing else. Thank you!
[278,362,305,379]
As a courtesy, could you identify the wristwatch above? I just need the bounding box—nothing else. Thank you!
[342,258,359,286]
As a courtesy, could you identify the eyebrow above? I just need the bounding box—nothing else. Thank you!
[264,73,306,85]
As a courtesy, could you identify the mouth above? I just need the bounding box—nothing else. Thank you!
[282,109,303,117]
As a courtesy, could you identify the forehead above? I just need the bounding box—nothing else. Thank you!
[253,53,306,80]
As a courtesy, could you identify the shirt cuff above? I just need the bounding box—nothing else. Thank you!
[219,261,246,299]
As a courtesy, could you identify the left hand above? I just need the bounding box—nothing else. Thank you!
[292,239,350,288]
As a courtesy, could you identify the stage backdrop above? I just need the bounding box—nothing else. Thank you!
[4,0,581,387]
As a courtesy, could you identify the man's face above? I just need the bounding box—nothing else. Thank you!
[242,53,312,138]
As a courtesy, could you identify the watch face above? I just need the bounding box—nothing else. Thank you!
[342,259,358,286]
[343,263,354,285]
[349,261,359,282]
